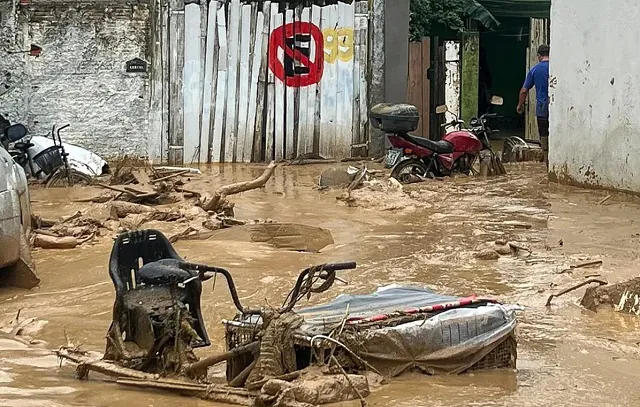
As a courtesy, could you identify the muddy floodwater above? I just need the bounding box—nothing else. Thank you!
[2,163,640,406]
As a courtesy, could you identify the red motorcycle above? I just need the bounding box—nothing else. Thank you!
[371,97,503,183]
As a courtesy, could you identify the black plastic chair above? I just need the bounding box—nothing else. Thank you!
[108,229,210,348]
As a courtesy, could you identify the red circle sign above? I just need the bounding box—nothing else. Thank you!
[268,22,324,87]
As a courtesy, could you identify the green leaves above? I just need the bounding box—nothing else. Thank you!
[409,0,499,41]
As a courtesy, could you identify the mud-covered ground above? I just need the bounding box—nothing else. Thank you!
[2,162,640,407]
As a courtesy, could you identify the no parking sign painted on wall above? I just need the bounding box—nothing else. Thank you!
[268,22,324,87]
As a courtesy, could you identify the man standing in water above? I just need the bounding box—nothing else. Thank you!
[517,44,550,169]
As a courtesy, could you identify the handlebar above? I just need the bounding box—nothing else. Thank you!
[177,261,356,316]
[320,261,356,272]
[441,120,465,128]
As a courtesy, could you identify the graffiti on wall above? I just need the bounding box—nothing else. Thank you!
[268,22,354,87]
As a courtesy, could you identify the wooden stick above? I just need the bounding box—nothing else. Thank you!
[571,260,603,269]
[151,169,191,184]
[598,195,612,205]
[96,183,140,197]
[61,211,83,224]
[545,279,608,307]
[185,341,259,375]
[228,359,256,388]
[330,355,367,407]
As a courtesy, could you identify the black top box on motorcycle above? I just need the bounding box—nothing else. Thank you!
[369,103,420,133]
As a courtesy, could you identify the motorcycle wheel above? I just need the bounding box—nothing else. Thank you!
[45,168,93,188]
[390,159,428,184]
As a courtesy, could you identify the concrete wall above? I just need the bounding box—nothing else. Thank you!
[370,0,410,156]
[0,0,153,159]
[549,0,640,192]
[0,1,29,123]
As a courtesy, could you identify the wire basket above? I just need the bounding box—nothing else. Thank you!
[467,335,517,372]
[32,146,63,175]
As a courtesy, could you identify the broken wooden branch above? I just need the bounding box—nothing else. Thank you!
[185,341,259,376]
[109,201,157,219]
[151,169,190,184]
[598,195,612,205]
[201,161,277,213]
[97,182,140,197]
[558,260,603,274]
[56,348,159,380]
[545,278,608,307]
[218,161,277,196]
[33,234,79,249]
[61,211,83,224]
[228,359,257,388]
[331,355,368,407]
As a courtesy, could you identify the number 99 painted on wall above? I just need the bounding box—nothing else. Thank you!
[268,22,354,88]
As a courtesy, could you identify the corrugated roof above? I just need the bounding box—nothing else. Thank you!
[476,0,550,19]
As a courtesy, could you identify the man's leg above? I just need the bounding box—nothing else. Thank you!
[537,117,549,169]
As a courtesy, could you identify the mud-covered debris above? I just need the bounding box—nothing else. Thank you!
[319,168,357,189]
[257,372,370,406]
[250,223,334,253]
[474,249,500,260]
[581,277,640,313]
[0,310,47,346]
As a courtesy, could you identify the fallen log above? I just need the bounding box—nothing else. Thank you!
[33,234,79,249]
[109,201,157,219]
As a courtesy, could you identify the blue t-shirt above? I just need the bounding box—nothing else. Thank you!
[523,60,549,118]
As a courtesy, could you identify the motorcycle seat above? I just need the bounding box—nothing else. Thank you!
[403,134,454,154]
[13,142,34,151]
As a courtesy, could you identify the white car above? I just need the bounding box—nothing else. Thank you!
[0,123,39,288]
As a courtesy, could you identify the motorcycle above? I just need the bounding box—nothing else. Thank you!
[371,96,505,183]
[0,119,107,187]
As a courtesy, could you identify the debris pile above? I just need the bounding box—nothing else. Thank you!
[31,162,278,248]
[581,277,640,314]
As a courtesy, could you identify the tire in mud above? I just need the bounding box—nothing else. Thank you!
[390,159,428,184]
[45,169,93,188]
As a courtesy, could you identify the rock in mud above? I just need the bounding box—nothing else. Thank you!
[318,168,356,189]
[494,243,513,255]
[581,277,640,314]
[474,249,500,260]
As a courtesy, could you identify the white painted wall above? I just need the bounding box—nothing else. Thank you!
[550,0,640,191]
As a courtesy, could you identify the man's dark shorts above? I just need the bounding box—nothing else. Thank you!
[537,117,549,152]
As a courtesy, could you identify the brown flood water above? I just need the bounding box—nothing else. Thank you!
[2,162,640,406]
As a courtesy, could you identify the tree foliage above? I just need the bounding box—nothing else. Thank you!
[409,0,468,41]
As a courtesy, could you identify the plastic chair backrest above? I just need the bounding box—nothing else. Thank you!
[109,229,182,297]
[108,229,211,348]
